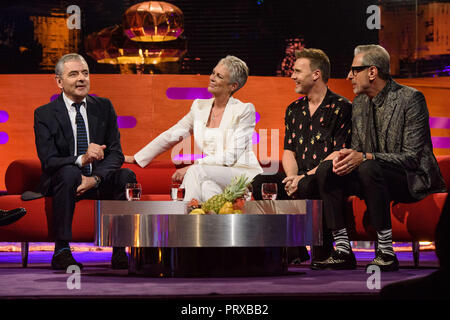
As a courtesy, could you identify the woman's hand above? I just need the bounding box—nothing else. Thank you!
[172,165,191,183]
[124,155,135,164]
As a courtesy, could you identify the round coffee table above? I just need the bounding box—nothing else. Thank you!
[95,200,322,277]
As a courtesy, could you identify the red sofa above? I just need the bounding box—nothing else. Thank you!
[1,156,449,267]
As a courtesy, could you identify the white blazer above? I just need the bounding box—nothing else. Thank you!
[134,97,263,176]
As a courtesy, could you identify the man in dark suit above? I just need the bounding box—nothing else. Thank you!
[313,44,446,271]
[34,53,136,270]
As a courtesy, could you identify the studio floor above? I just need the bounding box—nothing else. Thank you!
[0,247,439,296]
[1,245,446,316]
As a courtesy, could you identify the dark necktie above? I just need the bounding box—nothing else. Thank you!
[73,102,91,176]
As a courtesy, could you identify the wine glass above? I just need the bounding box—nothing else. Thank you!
[261,183,277,200]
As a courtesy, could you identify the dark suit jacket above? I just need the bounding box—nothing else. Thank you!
[351,80,446,201]
[34,94,124,195]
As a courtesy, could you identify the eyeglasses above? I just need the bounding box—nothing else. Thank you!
[350,65,373,76]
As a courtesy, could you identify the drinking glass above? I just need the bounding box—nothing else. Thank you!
[261,183,277,200]
[171,183,185,201]
[125,183,142,201]
[244,184,253,201]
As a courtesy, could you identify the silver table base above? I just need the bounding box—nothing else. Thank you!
[95,200,322,277]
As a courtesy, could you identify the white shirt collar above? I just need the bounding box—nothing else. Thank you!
[62,92,87,112]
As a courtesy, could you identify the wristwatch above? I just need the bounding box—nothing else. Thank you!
[362,152,367,162]
[93,175,102,188]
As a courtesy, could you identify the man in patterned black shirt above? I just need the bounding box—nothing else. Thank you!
[251,48,352,266]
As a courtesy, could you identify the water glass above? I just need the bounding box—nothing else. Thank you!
[261,183,277,200]
[171,183,185,201]
[125,183,142,201]
[244,184,253,201]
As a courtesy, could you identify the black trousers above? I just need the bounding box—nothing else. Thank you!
[252,171,321,200]
[49,165,137,241]
[251,172,334,260]
[315,159,415,231]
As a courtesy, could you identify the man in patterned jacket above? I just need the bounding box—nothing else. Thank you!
[313,44,446,271]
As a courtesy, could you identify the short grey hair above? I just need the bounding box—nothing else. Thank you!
[218,55,249,94]
[55,53,88,77]
[354,44,390,80]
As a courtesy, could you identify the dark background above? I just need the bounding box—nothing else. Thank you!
[0,0,443,78]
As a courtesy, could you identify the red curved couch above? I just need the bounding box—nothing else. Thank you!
[0,156,448,267]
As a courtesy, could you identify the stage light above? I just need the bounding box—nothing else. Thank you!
[86,27,186,66]
[85,25,123,64]
[123,1,184,42]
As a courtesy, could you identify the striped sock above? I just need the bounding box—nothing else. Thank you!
[377,229,395,256]
[332,228,351,254]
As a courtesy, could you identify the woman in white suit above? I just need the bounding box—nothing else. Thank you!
[125,56,262,201]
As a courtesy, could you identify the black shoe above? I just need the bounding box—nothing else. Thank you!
[366,250,399,272]
[0,208,26,226]
[289,246,310,265]
[311,249,357,270]
[51,249,83,270]
[310,244,334,268]
[111,249,129,270]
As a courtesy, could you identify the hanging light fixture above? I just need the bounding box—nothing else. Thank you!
[123,1,184,42]
[85,25,123,64]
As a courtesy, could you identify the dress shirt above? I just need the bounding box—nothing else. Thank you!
[283,89,352,174]
[61,93,91,169]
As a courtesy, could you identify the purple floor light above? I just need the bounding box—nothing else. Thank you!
[166,87,213,100]
[432,137,450,149]
[172,154,205,162]
[0,132,8,144]
[0,110,8,123]
[430,116,450,129]
[117,116,136,129]
[50,93,98,102]
[252,132,259,144]
[0,111,9,144]
[255,111,260,124]
[429,117,450,149]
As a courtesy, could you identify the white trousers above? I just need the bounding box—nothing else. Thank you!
[182,164,259,202]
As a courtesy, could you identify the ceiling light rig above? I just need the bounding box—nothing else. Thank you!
[85,1,186,74]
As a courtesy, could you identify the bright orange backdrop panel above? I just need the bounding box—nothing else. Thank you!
[0,74,449,190]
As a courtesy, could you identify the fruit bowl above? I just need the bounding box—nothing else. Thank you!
[187,174,251,215]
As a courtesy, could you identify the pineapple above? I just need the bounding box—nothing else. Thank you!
[201,174,250,214]
[219,201,234,214]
